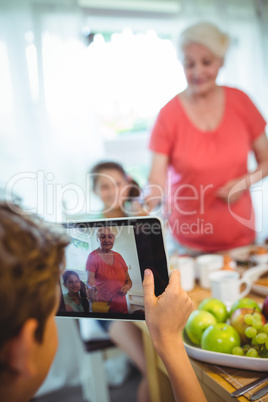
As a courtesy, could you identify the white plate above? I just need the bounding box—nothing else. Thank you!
[182,332,268,371]
[228,245,268,263]
[243,264,268,297]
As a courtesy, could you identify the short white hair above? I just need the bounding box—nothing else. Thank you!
[179,22,230,59]
[96,226,118,238]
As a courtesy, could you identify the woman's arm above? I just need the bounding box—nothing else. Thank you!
[87,271,96,287]
[145,152,169,211]
[120,271,132,295]
[217,132,268,203]
[250,132,268,181]
[143,269,206,402]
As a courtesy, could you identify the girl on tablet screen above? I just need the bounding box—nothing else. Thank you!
[63,270,89,313]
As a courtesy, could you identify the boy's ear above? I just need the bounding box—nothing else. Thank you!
[4,319,39,377]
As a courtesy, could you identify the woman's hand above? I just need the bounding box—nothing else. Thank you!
[119,272,132,295]
[144,185,163,213]
[143,269,194,355]
[87,284,98,300]
[130,200,149,217]
[119,284,130,295]
[216,176,248,203]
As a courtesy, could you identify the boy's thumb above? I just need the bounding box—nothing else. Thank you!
[143,269,155,305]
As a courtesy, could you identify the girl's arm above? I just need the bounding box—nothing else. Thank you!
[143,269,206,402]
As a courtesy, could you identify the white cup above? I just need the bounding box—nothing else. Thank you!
[169,255,195,291]
[209,270,251,305]
[195,254,223,289]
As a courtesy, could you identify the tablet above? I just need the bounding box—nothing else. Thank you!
[57,216,169,321]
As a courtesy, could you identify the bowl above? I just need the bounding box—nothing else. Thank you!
[92,301,110,313]
[250,253,268,264]
[242,264,268,296]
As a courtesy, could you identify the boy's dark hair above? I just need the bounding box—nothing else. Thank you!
[63,270,89,313]
[0,203,70,371]
[90,161,140,199]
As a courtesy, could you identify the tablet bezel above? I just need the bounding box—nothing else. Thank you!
[57,216,169,321]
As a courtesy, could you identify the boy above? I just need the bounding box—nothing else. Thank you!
[0,203,205,402]
[0,203,69,401]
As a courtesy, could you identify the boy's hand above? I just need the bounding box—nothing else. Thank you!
[143,269,193,353]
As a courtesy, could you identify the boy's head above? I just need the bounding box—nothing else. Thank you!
[0,203,69,400]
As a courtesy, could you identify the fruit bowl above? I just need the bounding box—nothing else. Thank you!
[182,330,268,371]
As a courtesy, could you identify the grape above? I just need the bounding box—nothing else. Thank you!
[245,326,257,338]
[252,320,263,330]
[263,323,268,334]
[244,314,254,325]
[253,312,262,320]
[232,346,243,356]
[266,339,268,349]
[246,348,259,358]
[251,336,258,346]
[255,333,268,344]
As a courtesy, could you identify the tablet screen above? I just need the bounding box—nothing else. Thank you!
[57,217,169,320]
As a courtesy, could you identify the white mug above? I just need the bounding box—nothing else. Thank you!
[209,270,251,305]
[169,255,195,291]
[195,254,223,289]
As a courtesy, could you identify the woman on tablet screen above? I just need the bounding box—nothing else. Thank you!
[86,227,132,314]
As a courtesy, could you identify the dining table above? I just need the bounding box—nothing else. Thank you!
[135,277,267,402]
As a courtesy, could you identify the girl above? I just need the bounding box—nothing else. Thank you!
[63,270,89,313]
[90,161,146,218]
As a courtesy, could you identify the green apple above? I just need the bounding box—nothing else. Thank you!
[185,310,217,346]
[230,298,261,317]
[201,323,240,354]
[198,298,227,323]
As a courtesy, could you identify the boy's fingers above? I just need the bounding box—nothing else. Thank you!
[168,270,181,289]
[143,269,156,305]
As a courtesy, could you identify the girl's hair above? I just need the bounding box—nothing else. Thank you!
[178,21,230,59]
[90,161,140,200]
[63,270,89,313]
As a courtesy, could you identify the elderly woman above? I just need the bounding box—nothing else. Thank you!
[148,21,268,252]
[86,227,132,314]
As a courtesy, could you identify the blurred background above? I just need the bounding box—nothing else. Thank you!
[0,0,268,239]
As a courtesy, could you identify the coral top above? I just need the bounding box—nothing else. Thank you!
[149,87,266,251]
[86,250,128,313]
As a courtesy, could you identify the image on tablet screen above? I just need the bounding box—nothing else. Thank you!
[59,225,145,318]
